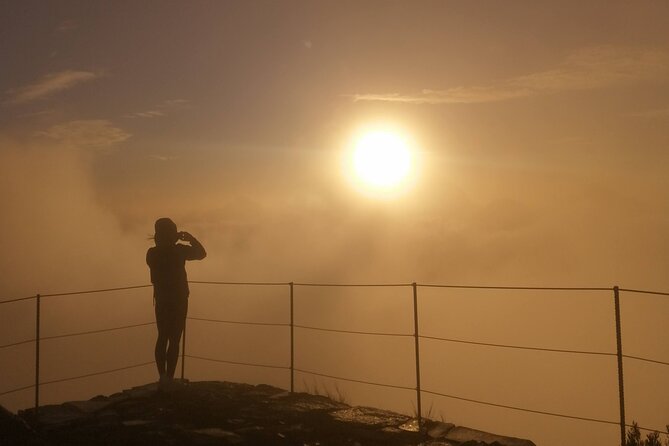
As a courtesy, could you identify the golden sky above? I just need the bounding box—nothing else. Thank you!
[2,1,668,291]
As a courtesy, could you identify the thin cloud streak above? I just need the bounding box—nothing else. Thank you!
[5,70,100,105]
[130,110,166,118]
[39,120,130,149]
[125,99,190,119]
[148,154,180,161]
[352,46,669,104]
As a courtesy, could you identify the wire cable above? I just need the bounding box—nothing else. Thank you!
[186,354,289,370]
[41,322,155,342]
[0,295,37,305]
[293,367,415,391]
[39,361,155,387]
[418,284,612,291]
[189,280,289,286]
[623,354,669,367]
[0,383,35,397]
[293,282,411,287]
[627,424,669,436]
[421,388,619,426]
[188,316,289,327]
[41,285,152,298]
[420,334,616,357]
[294,324,413,338]
[0,338,36,350]
[619,288,669,297]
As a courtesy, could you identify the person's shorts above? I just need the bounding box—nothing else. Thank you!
[155,297,188,335]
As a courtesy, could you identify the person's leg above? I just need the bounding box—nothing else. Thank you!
[165,299,188,380]
[154,304,169,380]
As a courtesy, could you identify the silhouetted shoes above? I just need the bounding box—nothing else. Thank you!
[157,375,173,393]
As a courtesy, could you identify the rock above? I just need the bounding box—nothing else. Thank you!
[13,381,537,446]
[30,403,88,426]
[399,418,421,432]
[65,398,114,414]
[121,419,152,426]
[0,404,43,445]
[193,427,242,443]
[427,421,455,438]
[445,426,536,446]
[291,393,348,412]
[330,406,410,427]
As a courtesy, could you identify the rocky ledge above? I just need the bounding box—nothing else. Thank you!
[3,380,535,446]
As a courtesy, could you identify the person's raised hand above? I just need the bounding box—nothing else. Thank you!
[178,231,194,242]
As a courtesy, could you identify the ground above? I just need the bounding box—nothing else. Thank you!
[5,380,535,446]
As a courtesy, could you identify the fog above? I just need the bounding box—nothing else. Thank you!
[1,135,668,446]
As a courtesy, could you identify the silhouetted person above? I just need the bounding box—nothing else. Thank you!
[147,218,206,387]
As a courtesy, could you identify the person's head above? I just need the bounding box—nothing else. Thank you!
[154,217,178,246]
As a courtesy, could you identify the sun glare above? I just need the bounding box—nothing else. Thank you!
[351,130,413,192]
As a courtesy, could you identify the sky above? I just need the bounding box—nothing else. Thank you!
[1,2,668,445]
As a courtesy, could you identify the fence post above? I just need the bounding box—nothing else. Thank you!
[613,286,626,446]
[181,318,186,380]
[35,293,41,414]
[412,282,422,427]
[290,282,294,393]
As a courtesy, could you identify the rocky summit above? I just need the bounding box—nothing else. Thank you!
[3,380,536,446]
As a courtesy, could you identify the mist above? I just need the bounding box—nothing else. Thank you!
[1,133,668,446]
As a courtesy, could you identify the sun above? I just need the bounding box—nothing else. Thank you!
[351,130,413,191]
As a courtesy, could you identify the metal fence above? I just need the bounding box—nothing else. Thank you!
[1,281,668,446]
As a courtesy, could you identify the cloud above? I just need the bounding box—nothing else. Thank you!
[0,136,145,297]
[148,154,180,161]
[6,70,99,105]
[351,87,529,105]
[39,120,131,149]
[125,99,190,118]
[351,46,669,104]
[130,110,166,118]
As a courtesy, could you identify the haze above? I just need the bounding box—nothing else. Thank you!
[1,2,668,446]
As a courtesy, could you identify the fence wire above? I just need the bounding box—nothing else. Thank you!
[294,367,415,391]
[0,384,35,397]
[40,284,152,299]
[293,282,411,287]
[190,280,289,286]
[40,322,155,342]
[294,324,413,338]
[421,388,619,426]
[623,354,669,368]
[0,295,37,305]
[188,316,289,328]
[0,361,154,397]
[186,354,289,370]
[40,361,155,387]
[619,288,669,297]
[0,338,36,349]
[418,284,612,291]
[2,280,669,440]
[420,334,616,357]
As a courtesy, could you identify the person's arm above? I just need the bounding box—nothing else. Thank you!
[179,232,207,260]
